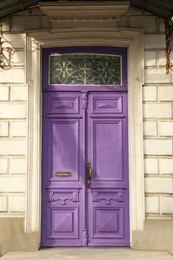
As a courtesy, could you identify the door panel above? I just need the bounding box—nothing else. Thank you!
[87,92,129,246]
[89,119,123,181]
[50,119,80,181]
[91,94,123,114]
[42,92,84,246]
[47,92,81,116]
[42,91,129,247]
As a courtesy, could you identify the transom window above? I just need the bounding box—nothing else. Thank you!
[49,54,122,86]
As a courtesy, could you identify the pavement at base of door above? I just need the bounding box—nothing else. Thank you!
[1,248,173,260]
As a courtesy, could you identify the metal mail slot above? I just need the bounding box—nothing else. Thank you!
[55,172,72,177]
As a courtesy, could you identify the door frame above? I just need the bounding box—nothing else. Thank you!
[25,27,144,247]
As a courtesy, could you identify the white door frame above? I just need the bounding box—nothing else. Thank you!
[25,27,144,246]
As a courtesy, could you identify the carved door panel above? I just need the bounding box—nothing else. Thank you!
[87,92,129,246]
[41,92,84,246]
[41,91,129,247]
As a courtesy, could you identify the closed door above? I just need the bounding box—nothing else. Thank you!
[41,90,129,247]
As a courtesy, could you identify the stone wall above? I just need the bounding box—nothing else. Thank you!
[0,38,27,217]
[118,7,173,219]
[0,7,49,219]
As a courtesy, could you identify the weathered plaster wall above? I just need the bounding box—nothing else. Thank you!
[0,4,173,255]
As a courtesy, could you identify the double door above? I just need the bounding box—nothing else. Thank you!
[41,90,129,246]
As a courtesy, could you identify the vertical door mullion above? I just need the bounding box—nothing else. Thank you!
[81,91,89,246]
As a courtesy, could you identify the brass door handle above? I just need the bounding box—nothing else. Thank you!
[89,168,92,177]
[86,162,92,188]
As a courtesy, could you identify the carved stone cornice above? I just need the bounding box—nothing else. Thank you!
[39,1,130,22]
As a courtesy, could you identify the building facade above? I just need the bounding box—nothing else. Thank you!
[0,1,173,256]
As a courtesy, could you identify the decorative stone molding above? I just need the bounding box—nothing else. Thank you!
[25,37,41,234]
[25,2,144,246]
[39,1,130,21]
[39,1,129,32]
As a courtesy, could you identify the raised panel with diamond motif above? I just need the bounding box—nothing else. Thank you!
[47,206,79,239]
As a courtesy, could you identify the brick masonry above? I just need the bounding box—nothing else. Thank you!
[0,6,173,219]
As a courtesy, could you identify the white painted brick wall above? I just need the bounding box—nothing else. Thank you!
[144,158,158,174]
[144,68,171,84]
[145,197,159,213]
[160,197,173,214]
[144,52,156,67]
[11,86,27,101]
[0,122,9,137]
[0,176,25,192]
[142,12,173,219]
[9,195,25,212]
[144,34,166,48]
[10,158,26,174]
[2,33,25,48]
[144,140,172,155]
[143,86,157,101]
[143,104,172,119]
[0,196,8,212]
[11,122,27,137]
[159,122,173,136]
[0,86,9,101]
[11,50,25,66]
[0,28,26,216]
[159,87,173,101]
[145,177,173,193]
[0,158,8,174]
[143,121,157,136]
[160,159,173,174]
[3,49,25,67]
[0,104,26,118]
[11,86,28,101]
[0,140,26,155]
[0,68,25,83]
[158,51,166,67]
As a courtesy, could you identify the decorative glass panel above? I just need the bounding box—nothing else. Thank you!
[49,54,122,85]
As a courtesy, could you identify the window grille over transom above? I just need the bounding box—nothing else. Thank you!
[49,54,122,85]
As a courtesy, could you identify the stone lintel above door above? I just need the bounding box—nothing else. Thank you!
[39,1,130,31]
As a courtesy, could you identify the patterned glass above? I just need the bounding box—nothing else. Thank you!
[49,54,122,85]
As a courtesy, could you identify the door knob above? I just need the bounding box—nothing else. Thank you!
[86,162,92,188]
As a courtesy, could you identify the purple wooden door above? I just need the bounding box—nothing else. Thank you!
[87,92,129,246]
[41,90,129,247]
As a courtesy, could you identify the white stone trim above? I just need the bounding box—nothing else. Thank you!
[25,37,41,234]
[0,213,25,218]
[39,1,130,22]
[25,27,144,246]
